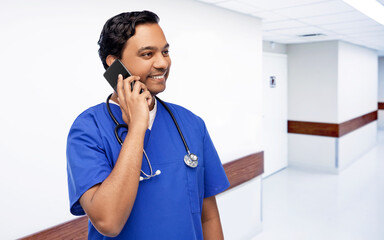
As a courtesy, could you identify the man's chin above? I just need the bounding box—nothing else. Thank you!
[149,85,166,96]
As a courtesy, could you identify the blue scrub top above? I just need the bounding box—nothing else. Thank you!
[67,100,230,240]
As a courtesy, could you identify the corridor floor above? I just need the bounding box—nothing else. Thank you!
[253,130,384,240]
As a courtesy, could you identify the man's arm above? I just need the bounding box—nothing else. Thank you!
[79,76,152,237]
[79,126,145,237]
[201,196,225,240]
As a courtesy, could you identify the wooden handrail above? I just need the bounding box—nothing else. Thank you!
[19,216,88,240]
[288,110,378,137]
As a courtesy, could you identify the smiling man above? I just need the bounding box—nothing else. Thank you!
[66,11,229,240]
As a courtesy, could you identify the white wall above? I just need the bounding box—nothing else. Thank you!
[379,57,384,130]
[287,41,338,171]
[338,122,377,170]
[287,41,339,123]
[337,42,378,169]
[0,1,263,239]
[379,57,384,102]
[288,134,337,172]
[379,111,384,130]
[218,177,263,240]
[262,53,288,177]
[338,41,378,122]
[287,41,378,172]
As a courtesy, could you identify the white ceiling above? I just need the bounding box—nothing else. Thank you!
[195,0,384,56]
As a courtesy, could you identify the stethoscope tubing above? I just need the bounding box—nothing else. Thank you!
[106,93,192,155]
[154,96,192,155]
[106,93,198,179]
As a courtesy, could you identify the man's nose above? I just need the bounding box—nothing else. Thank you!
[153,54,169,69]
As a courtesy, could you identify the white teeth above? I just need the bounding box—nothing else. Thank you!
[150,72,166,79]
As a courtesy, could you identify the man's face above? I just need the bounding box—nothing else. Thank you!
[120,23,171,96]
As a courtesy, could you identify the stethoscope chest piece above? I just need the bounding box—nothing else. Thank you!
[184,153,198,168]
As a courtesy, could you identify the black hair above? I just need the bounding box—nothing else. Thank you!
[98,11,160,70]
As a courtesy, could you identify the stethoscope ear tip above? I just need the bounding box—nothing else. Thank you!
[155,170,161,175]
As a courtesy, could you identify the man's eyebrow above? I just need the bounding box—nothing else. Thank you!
[137,43,170,53]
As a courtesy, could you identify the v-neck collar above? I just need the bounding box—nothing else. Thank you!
[143,100,164,149]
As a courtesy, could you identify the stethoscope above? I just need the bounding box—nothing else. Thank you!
[106,94,198,181]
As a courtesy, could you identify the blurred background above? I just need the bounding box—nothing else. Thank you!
[0,0,383,239]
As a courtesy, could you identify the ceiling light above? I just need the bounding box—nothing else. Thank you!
[343,0,384,25]
[377,0,384,7]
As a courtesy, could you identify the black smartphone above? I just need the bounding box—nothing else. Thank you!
[103,59,133,92]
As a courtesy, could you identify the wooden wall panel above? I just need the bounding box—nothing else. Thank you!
[339,111,377,137]
[19,216,88,240]
[288,111,378,137]
[222,152,264,191]
[288,121,339,137]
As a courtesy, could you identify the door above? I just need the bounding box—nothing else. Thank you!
[262,53,288,178]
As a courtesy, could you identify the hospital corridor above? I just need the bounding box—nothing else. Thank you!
[2,0,384,239]
[253,130,384,240]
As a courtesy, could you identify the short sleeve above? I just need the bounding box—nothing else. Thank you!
[202,123,230,198]
[66,112,112,215]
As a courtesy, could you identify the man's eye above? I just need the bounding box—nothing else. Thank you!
[142,52,152,57]
[162,50,169,56]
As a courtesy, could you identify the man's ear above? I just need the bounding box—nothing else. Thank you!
[106,55,117,67]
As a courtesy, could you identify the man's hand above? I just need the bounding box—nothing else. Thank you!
[116,74,153,130]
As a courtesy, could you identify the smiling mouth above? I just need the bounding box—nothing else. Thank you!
[149,71,167,79]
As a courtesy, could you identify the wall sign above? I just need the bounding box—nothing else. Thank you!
[270,76,276,88]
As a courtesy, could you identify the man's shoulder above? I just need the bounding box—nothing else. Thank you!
[161,100,206,130]
[163,101,201,119]
[164,101,193,114]
[70,102,106,129]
